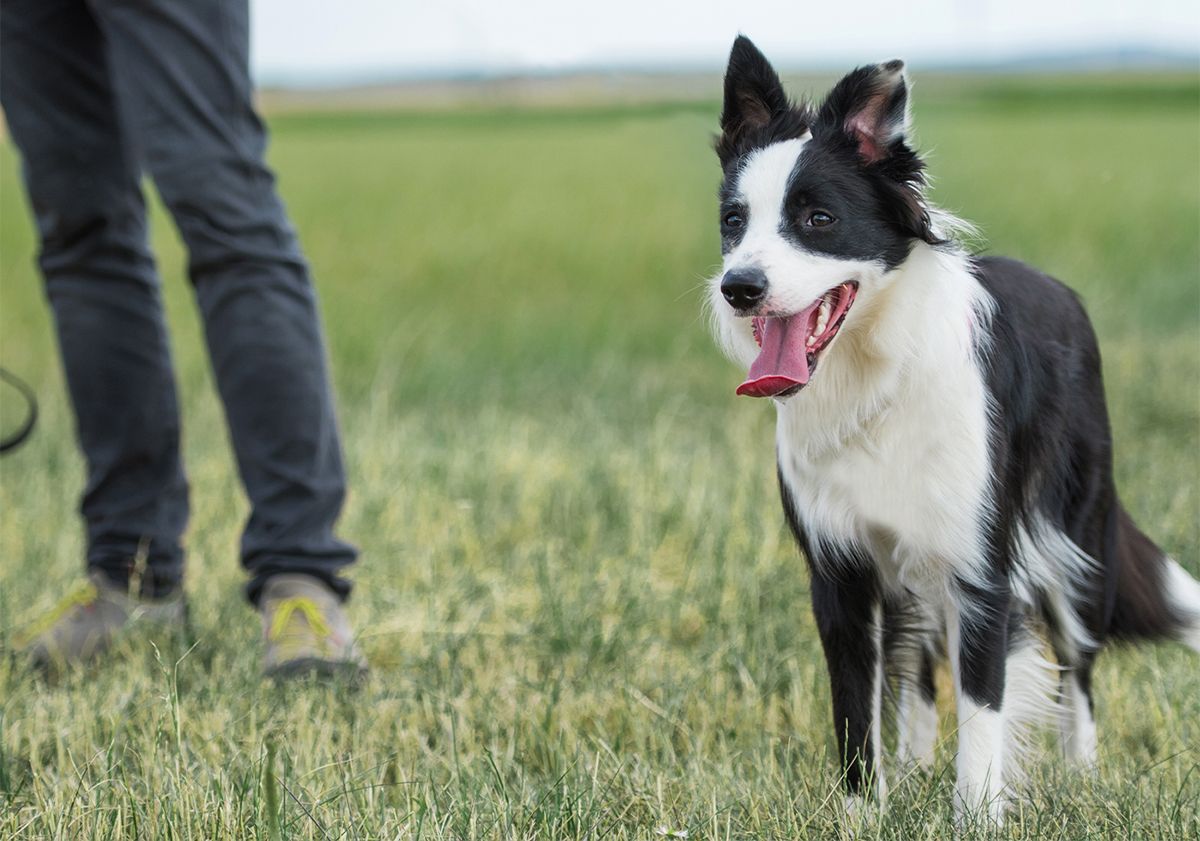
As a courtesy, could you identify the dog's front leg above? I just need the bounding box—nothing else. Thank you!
[811,566,885,813]
[948,575,1010,824]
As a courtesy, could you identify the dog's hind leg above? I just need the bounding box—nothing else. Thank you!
[885,599,939,770]
[1057,660,1098,766]
[896,644,939,770]
[1040,574,1101,768]
[1002,616,1061,781]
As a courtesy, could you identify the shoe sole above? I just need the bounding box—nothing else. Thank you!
[22,615,191,676]
[264,657,368,684]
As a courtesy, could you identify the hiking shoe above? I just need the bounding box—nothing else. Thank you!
[260,574,367,681]
[14,571,186,671]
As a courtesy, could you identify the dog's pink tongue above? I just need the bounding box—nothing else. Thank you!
[736,303,819,398]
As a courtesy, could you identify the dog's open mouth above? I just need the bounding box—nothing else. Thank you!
[737,282,858,398]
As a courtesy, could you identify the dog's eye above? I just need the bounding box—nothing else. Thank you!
[722,211,745,230]
[807,211,836,228]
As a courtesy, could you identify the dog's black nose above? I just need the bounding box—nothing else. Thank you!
[721,268,769,311]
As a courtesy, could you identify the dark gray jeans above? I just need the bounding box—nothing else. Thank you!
[1,0,356,603]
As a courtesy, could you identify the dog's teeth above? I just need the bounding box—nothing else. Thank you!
[813,299,831,339]
[806,336,816,347]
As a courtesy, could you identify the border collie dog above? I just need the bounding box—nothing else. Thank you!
[707,36,1200,821]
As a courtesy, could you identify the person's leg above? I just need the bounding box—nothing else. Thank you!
[1,0,187,598]
[88,0,356,605]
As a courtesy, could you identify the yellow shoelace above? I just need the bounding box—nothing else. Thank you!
[267,596,333,642]
[15,580,99,646]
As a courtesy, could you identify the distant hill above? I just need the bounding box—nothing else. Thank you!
[256,45,1198,93]
[255,48,1197,114]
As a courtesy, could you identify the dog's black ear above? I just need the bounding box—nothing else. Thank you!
[717,36,789,167]
[817,60,910,164]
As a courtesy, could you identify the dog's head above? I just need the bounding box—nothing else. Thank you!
[709,36,945,400]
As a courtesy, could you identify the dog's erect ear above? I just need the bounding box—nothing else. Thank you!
[718,36,789,166]
[818,60,910,164]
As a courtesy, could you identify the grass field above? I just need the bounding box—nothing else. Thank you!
[1,74,1198,839]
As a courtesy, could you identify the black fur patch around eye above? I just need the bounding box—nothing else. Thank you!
[717,185,748,253]
[778,143,917,269]
[715,111,943,268]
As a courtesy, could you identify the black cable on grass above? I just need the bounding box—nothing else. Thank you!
[0,368,38,454]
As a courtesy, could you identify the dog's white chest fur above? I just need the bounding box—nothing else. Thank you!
[773,246,995,594]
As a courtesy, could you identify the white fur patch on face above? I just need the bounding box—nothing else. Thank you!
[707,139,808,370]
[707,134,887,376]
[733,137,808,246]
[723,135,882,319]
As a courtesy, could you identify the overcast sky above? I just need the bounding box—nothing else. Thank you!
[251,0,1199,84]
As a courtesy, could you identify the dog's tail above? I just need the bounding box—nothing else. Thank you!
[1108,502,1200,653]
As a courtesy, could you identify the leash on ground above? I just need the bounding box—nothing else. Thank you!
[0,367,38,454]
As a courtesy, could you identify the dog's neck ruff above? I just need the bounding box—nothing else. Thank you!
[775,243,992,460]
